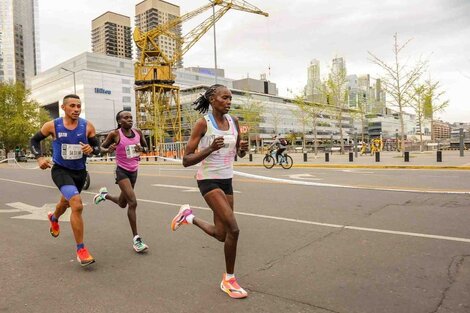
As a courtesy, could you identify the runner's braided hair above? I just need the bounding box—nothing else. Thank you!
[115,110,126,129]
[192,84,225,114]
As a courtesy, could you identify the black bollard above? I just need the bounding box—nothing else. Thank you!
[249,153,253,162]
[234,154,237,161]
[303,152,307,162]
[375,152,380,162]
[325,152,329,162]
[437,150,442,162]
[404,151,410,162]
[349,152,353,162]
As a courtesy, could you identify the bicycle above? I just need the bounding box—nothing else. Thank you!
[263,150,293,169]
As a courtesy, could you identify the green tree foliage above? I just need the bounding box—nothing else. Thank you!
[368,33,428,153]
[231,93,264,149]
[0,82,50,153]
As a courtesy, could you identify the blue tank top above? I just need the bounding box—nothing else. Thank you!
[52,117,88,170]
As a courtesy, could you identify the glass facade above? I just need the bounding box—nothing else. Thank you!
[0,0,40,84]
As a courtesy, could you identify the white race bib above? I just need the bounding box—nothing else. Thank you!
[221,135,236,151]
[125,144,140,158]
[61,144,83,160]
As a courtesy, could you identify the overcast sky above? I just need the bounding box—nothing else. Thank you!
[38,0,470,123]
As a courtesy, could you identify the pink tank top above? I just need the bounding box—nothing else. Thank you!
[115,128,141,172]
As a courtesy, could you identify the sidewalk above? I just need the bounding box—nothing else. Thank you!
[89,150,470,170]
[232,150,470,169]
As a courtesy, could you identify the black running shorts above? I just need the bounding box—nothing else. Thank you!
[197,178,233,196]
[51,164,87,193]
[115,166,138,188]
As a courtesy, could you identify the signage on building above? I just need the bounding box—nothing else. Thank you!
[94,88,111,95]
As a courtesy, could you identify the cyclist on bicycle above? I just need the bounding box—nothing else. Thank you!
[268,134,287,163]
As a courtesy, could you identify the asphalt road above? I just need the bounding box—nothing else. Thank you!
[1,163,470,313]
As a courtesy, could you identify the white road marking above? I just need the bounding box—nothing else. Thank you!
[288,173,321,180]
[233,171,470,194]
[1,177,469,244]
[152,183,241,193]
[4,202,71,221]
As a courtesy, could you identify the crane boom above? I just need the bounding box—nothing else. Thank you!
[134,0,268,151]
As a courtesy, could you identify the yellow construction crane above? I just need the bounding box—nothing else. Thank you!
[133,0,268,151]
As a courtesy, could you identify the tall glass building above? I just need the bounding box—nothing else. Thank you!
[0,0,40,85]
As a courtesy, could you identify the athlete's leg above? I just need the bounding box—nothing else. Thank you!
[198,189,239,274]
[116,178,138,236]
[53,196,69,219]
[68,194,85,244]
[105,189,128,208]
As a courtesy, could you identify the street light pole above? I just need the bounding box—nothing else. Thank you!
[60,67,76,94]
[211,1,218,84]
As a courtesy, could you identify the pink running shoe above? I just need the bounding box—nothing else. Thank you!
[170,204,192,231]
[220,274,248,299]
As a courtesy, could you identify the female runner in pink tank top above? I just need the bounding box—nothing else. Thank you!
[93,110,149,253]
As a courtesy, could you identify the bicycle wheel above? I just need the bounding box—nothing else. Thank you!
[280,155,293,169]
[263,155,275,169]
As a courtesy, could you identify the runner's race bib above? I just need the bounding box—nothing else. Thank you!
[125,144,140,158]
[61,144,83,160]
[221,135,236,152]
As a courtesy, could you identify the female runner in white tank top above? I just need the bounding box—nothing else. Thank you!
[170,84,250,299]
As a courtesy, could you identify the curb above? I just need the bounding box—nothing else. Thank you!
[87,161,470,170]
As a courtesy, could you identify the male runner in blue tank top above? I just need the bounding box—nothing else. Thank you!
[30,94,101,267]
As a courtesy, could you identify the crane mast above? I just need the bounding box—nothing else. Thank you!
[134,0,268,151]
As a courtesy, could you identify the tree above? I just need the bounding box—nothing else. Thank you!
[368,33,428,153]
[291,96,311,151]
[422,78,449,141]
[0,82,50,153]
[231,92,264,151]
[409,84,427,152]
[318,61,349,154]
[292,95,328,155]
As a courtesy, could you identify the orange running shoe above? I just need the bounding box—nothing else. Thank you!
[220,274,248,299]
[170,204,192,231]
[76,247,95,267]
[47,212,60,237]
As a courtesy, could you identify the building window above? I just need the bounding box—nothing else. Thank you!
[122,96,131,103]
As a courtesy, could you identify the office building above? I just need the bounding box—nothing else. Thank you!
[30,52,135,134]
[92,11,132,60]
[305,59,321,102]
[135,0,182,67]
[0,0,40,85]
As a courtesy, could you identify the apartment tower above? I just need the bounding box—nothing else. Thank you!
[0,0,40,85]
[135,0,182,67]
[92,11,132,59]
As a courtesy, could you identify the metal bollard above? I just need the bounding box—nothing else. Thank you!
[404,151,410,162]
[234,154,237,161]
[437,150,442,162]
[349,152,353,162]
[325,152,329,162]
[249,153,253,162]
[375,152,380,162]
[303,153,307,162]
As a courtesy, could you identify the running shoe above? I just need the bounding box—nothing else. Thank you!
[220,274,248,299]
[76,247,95,267]
[47,212,60,237]
[93,187,108,205]
[133,236,149,253]
[170,204,192,231]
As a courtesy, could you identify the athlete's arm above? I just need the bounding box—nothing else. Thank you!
[233,117,248,158]
[31,121,54,169]
[182,118,223,167]
[135,129,148,153]
[100,131,118,154]
[81,121,97,156]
